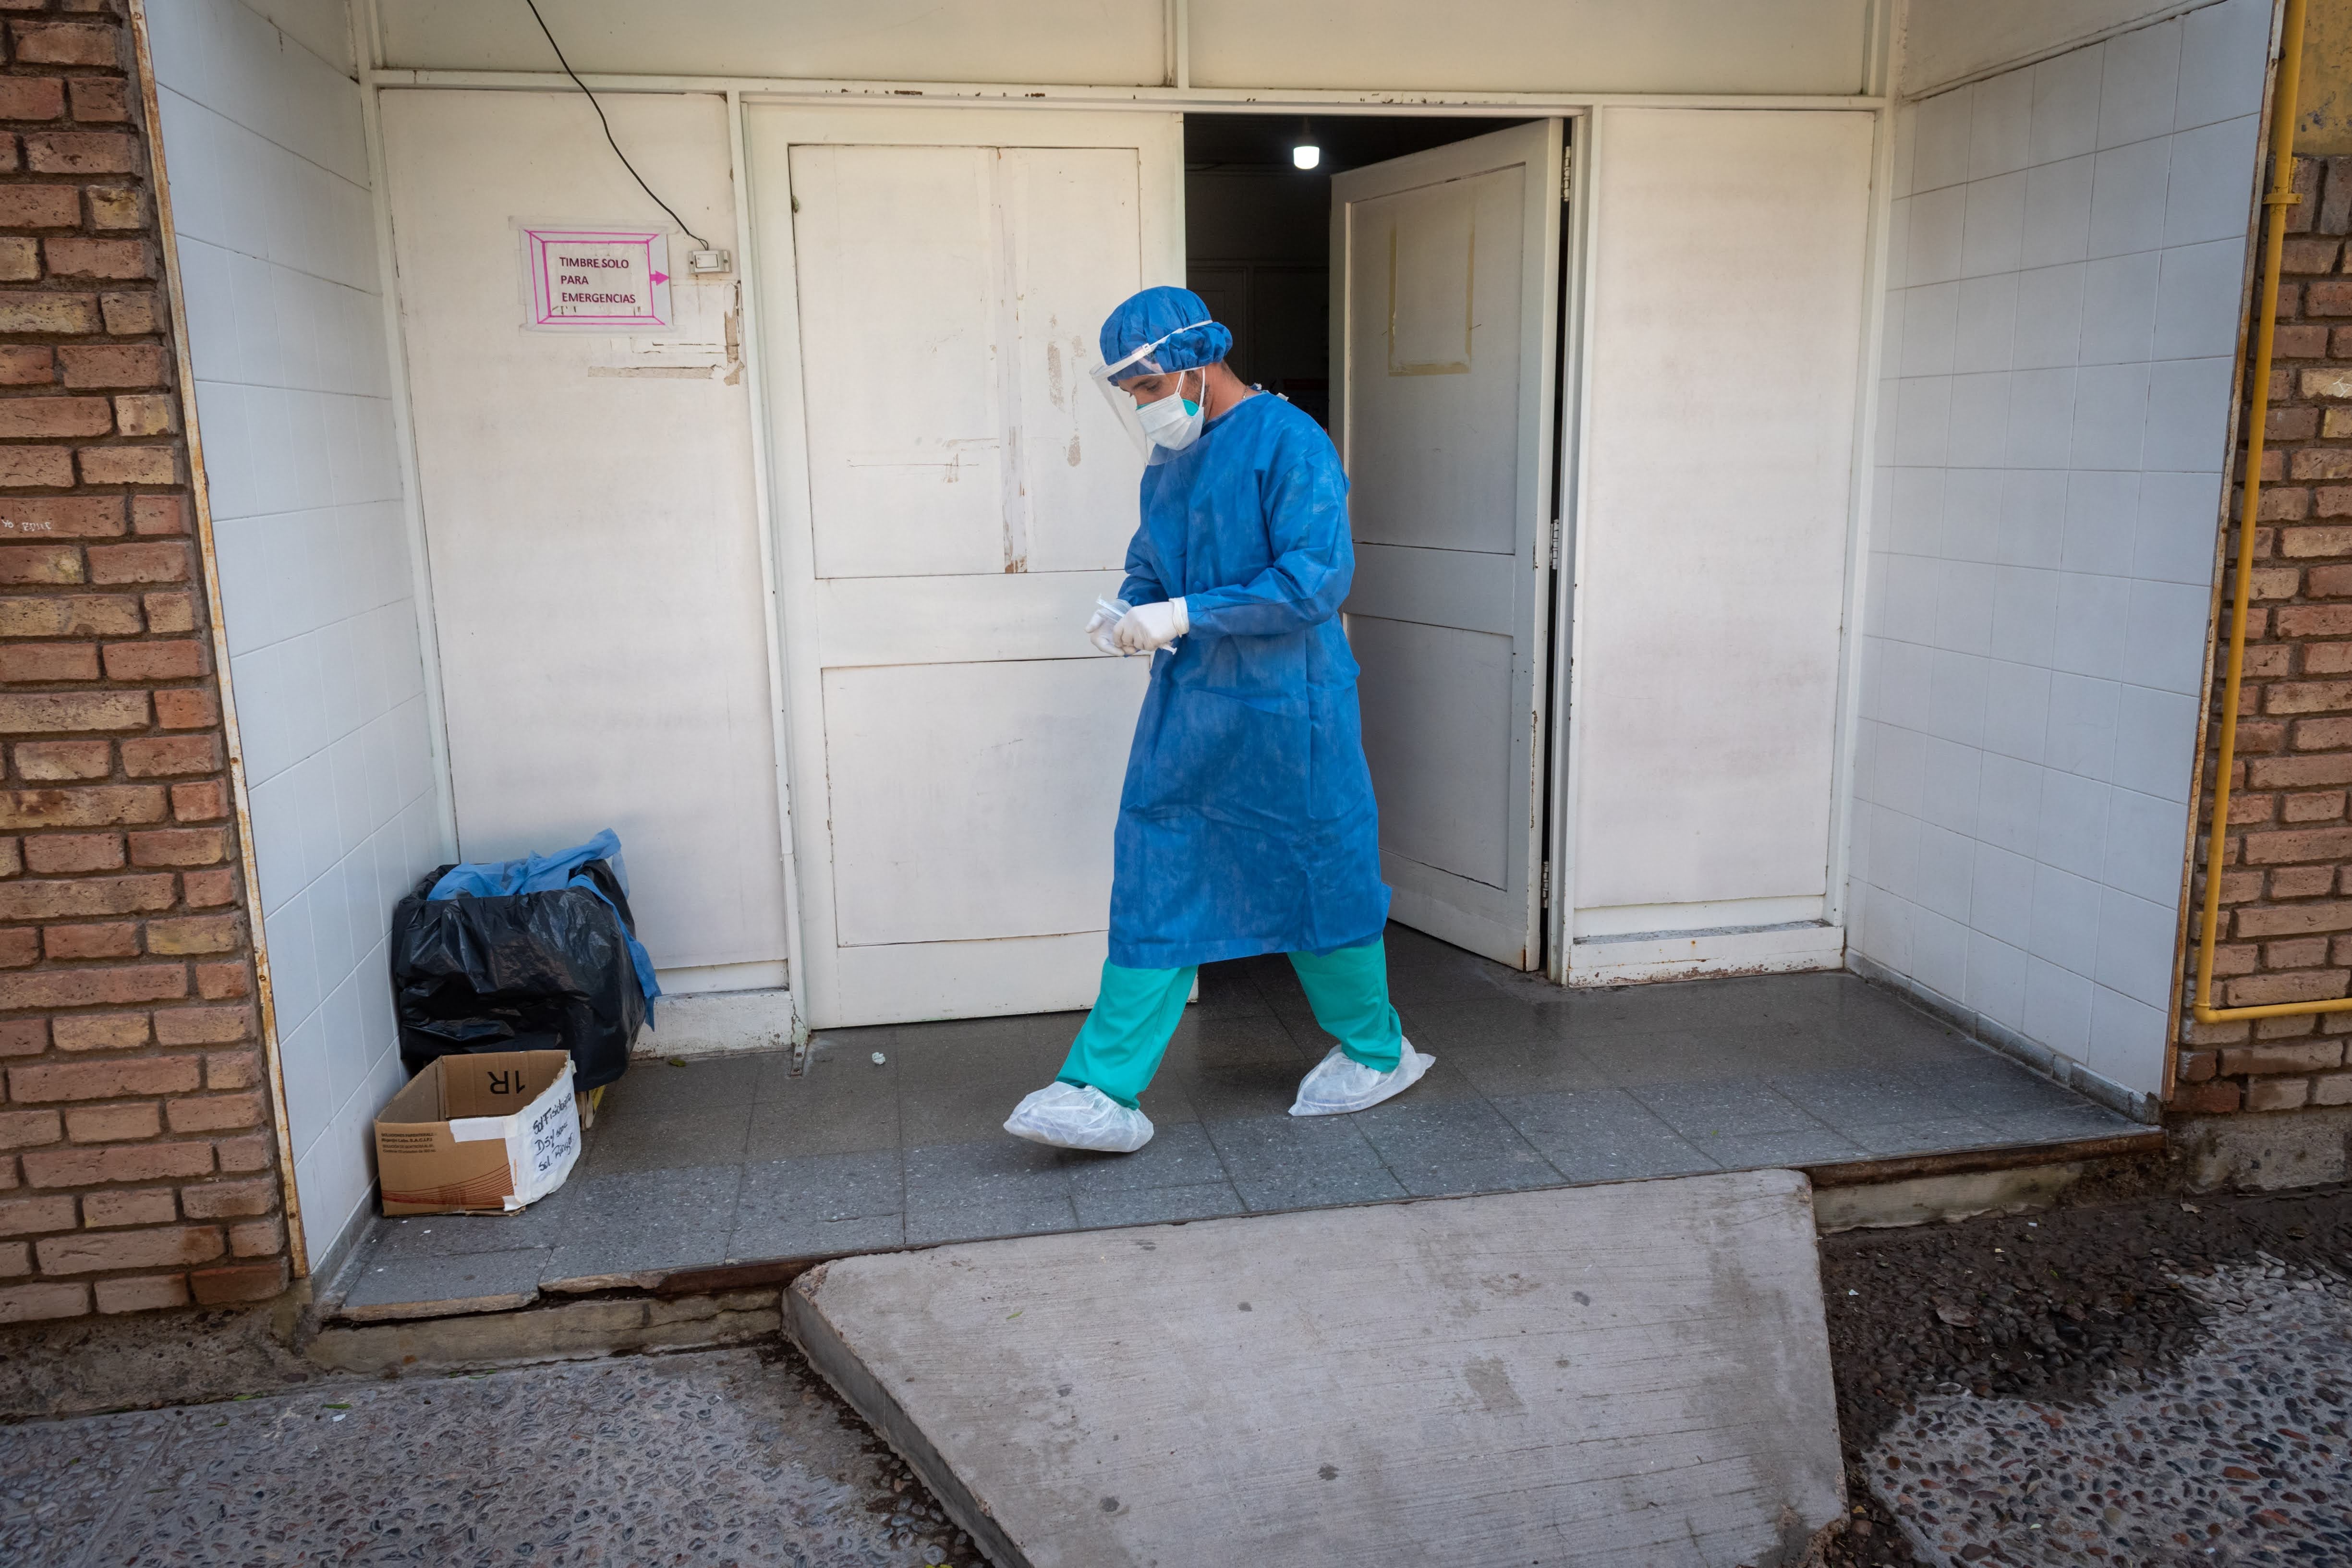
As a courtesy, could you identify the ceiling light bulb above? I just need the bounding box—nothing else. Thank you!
[1292,143,1321,170]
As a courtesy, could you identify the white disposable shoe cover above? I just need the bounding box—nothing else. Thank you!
[1288,1038,1434,1117]
[1004,1081,1154,1154]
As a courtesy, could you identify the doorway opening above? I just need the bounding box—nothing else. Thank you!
[1184,112,1566,975]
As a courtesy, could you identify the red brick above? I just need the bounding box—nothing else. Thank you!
[0,1109,58,1150]
[6,1053,197,1104]
[127,827,223,867]
[36,1225,221,1276]
[2309,281,2352,317]
[177,1172,270,1214]
[2247,1077,2313,1110]
[151,688,213,728]
[189,1259,284,1304]
[57,343,165,390]
[2321,486,2352,518]
[0,1193,73,1237]
[0,396,111,439]
[0,448,75,488]
[66,78,127,124]
[21,1139,210,1187]
[62,1103,158,1143]
[2303,366,2352,399]
[140,590,193,632]
[2292,450,2352,482]
[82,187,140,231]
[77,447,180,486]
[47,1011,145,1051]
[2258,486,2310,522]
[0,292,97,334]
[0,76,64,122]
[9,21,120,67]
[2292,717,2352,749]
[22,831,128,874]
[100,639,203,681]
[0,962,184,1011]
[0,835,19,876]
[144,915,236,955]
[86,541,186,584]
[118,733,216,778]
[0,594,138,636]
[13,741,113,780]
[2278,324,2332,357]
[152,1006,252,1046]
[0,1281,88,1321]
[0,927,35,967]
[2316,1072,2352,1105]
[191,965,245,1003]
[0,1242,24,1276]
[41,923,135,961]
[2171,1080,2243,1113]
[0,1019,44,1056]
[2242,825,2352,863]
[0,235,40,281]
[129,495,184,536]
[2286,237,2342,273]
[2223,968,2351,1005]
[203,1048,258,1089]
[227,1219,279,1258]
[20,133,133,179]
[2247,753,2352,788]
[112,395,172,438]
[2219,1039,2345,1075]
[0,874,171,922]
[2279,524,2352,557]
[0,641,96,682]
[0,344,53,384]
[95,291,151,336]
[0,784,165,827]
[169,780,225,822]
[180,868,234,908]
[42,236,145,280]
[0,544,84,584]
[165,1093,261,1137]
[212,1132,270,1174]
[2303,644,2352,674]
[92,1274,186,1314]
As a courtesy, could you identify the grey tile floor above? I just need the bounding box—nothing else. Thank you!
[338,927,2145,1317]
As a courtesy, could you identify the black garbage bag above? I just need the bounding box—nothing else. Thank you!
[390,859,644,1090]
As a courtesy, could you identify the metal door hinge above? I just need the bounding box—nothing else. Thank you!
[1540,862,1552,908]
[1548,517,1562,567]
[1562,147,1574,202]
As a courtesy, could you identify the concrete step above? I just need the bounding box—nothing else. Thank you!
[787,1170,1846,1568]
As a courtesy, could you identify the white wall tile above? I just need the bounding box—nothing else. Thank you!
[1914,906,1972,1001]
[2023,957,2095,1054]
[2087,138,2173,259]
[2164,116,2262,247]
[2018,155,2096,270]
[1947,373,2012,469]
[1944,468,2005,562]
[1923,735,1984,834]
[2112,685,2196,803]
[151,6,451,1265]
[1952,274,2019,374]
[1929,648,1991,747]
[1909,185,1969,286]
[2175,0,2270,132]
[2095,886,2177,1005]
[2029,46,2106,167]
[1936,559,2000,655]
[2087,985,2167,1094]
[1983,659,2052,764]
[2046,672,2121,782]
[1876,721,1929,816]
[2029,862,2102,974]
[2095,19,2182,151]
[2144,356,2234,472]
[2154,239,2252,361]
[1967,932,2029,1028]
[1962,170,2027,277]
[2103,786,2191,904]
[1902,282,1960,375]
[2078,251,2161,365]
[2037,768,2111,880]
[1918,822,1977,920]
[1897,376,1953,466]
[1978,753,2047,854]
[1999,470,2067,566]
[1969,65,2035,180]
[2052,571,2132,679]
[2124,578,2217,695]
[1915,86,1974,193]
[1970,840,2036,947]
[2012,263,2086,370]
[2134,471,2224,588]
[1890,465,1946,557]
[2069,361,2152,470]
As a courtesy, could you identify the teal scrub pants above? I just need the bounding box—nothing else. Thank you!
[1056,936,1403,1109]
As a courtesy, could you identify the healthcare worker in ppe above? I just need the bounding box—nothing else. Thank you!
[1004,286,1433,1155]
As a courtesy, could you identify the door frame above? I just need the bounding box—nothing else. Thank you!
[344,50,1897,1030]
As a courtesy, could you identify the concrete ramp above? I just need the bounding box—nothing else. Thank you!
[787,1170,1845,1568]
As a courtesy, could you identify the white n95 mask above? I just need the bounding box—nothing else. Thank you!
[1134,377,1205,454]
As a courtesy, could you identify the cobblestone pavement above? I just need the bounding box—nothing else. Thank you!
[0,1346,984,1568]
[1869,1257,2352,1566]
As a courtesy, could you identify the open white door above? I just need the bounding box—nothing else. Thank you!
[746,108,1183,1029]
[1331,121,1565,971]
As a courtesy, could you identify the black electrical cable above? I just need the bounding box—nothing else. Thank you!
[521,0,712,253]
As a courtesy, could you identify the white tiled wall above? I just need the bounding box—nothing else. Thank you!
[146,0,449,1267]
[1850,0,2269,1103]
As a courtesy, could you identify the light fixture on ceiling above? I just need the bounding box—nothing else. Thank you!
[1292,119,1321,170]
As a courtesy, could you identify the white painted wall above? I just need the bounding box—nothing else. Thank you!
[367,0,1871,96]
[1899,0,2215,99]
[1849,0,2269,1102]
[146,0,450,1267]
[378,90,792,999]
[1570,108,1875,979]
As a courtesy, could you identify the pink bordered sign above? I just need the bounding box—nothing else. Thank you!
[520,224,674,332]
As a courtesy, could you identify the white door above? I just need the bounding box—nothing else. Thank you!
[746,108,1182,1029]
[1331,121,1566,971]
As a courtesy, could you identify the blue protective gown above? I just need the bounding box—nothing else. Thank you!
[1107,391,1390,969]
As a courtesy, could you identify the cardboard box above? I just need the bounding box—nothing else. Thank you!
[376,1050,582,1216]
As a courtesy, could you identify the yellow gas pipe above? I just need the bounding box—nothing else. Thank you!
[2192,0,2320,1025]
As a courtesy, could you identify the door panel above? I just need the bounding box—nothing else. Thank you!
[750,108,1182,1028]
[1333,121,1564,969]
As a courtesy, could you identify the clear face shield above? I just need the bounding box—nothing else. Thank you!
[1090,322,1214,465]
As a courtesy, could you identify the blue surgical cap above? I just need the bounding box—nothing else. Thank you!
[1099,286,1233,377]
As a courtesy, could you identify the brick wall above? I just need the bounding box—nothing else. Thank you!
[2180,154,2352,1118]
[0,0,285,1322]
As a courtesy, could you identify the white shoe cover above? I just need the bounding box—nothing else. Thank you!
[1288,1038,1434,1117]
[1004,1082,1154,1153]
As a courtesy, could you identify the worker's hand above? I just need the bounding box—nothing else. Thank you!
[1086,599,1130,656]
[1115,598,1188,655]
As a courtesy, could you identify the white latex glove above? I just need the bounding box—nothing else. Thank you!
[1114,597,1188,655]
[1086,598,1130,656]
